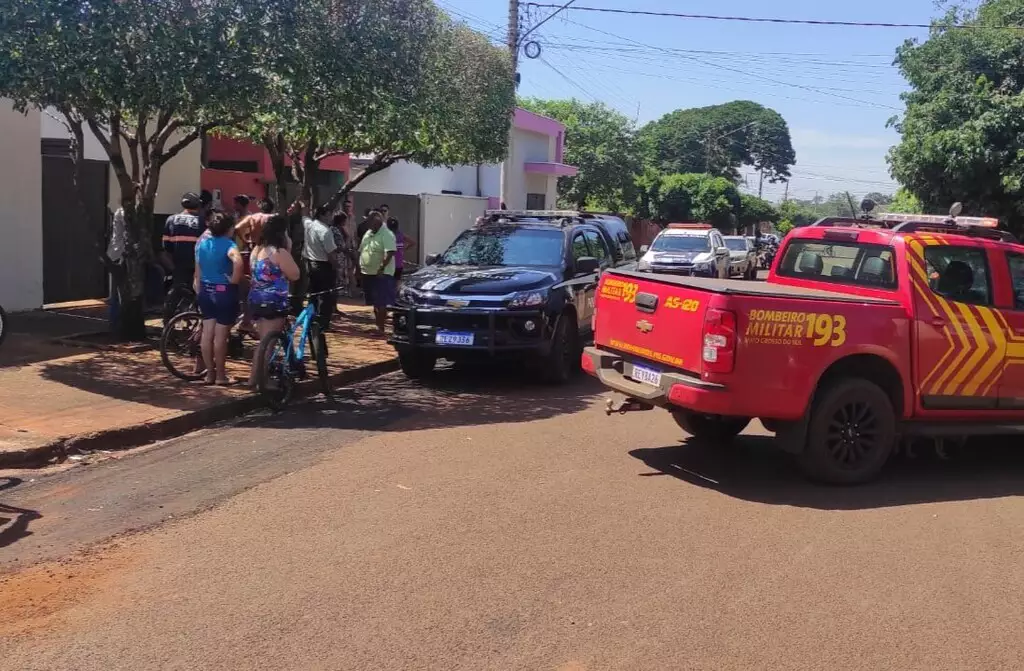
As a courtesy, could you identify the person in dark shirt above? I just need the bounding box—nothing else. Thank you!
[162,192,207,286]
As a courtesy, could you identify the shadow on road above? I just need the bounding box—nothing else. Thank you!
[249,364,605,434]
[630,435,1024,510]
[0,477,40,549]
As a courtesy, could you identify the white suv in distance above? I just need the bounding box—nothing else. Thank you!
[637,224,731,278]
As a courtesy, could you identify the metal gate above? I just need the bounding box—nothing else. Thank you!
[40,142,109,304]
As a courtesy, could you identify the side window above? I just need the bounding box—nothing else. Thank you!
[571,233,591,262]
[584,230,611,266]
[617,231,637,261]
[924,246,991,306]
[1006,253,1024,309]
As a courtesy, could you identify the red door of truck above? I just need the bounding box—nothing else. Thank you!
[991,249,1024,408]
[906,237,1002,411]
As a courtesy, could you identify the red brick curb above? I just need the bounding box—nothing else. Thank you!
[0,357,400,469]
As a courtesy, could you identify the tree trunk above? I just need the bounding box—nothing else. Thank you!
[117,202,150,342]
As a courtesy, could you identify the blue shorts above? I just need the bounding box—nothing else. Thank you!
[197,282,239,326]
[363,274,396,308]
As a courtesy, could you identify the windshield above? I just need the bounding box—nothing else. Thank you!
[651,235,709,253]
[725,238,748,251]
[439,227,564,267]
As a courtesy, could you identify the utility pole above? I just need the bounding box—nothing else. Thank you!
[783,180,789,203]
[499,0,519,209]
[758,169,764,199]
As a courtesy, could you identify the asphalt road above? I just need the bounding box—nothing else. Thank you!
[2,367,1024,670]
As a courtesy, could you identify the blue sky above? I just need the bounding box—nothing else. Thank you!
[435,0,940,203]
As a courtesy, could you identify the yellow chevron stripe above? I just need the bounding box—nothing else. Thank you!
[928,293,973,395]
[962,307,1005,396]
[906,243,958,389]
[944,303,989,395]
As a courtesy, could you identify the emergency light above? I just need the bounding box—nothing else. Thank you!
[879,212,999,228]
[666,223,712,230]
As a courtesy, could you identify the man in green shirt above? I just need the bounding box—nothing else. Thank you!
[358,210,397,333]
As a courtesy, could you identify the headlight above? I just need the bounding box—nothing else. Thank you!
[693,262,712,271]
[397,286,418,304]
[508,290,548,308]
[637,259,652,271]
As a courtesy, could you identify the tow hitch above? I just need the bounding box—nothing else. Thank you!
[605,393,654,415]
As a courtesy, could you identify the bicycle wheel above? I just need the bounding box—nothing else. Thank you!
[255,330,294,410]
[309,322,332,398]
[160,311,206,381]
[163,285,197,327]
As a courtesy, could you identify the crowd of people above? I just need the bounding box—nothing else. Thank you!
[150,189,415,386]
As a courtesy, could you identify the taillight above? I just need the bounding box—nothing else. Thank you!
[702,308,736,374]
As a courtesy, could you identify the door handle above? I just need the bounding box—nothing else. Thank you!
[931,317,947,328]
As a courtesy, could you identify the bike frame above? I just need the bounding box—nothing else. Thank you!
[271,300,319,374]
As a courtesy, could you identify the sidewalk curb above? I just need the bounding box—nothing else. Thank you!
[0,357,401,469]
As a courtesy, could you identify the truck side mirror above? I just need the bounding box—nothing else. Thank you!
[575,256,600,276]
[425,253,440,265]
[639,245,649,254]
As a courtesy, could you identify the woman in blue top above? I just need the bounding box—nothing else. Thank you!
[194,212,244,385]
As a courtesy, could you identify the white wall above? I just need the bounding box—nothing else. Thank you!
[354,161,500,199]
[419,194,488,264]
[39,107,107,161]
[0,101,43,311]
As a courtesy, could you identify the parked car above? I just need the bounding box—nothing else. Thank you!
[389,210,635,383]
[636,224,731,279]
[724,236,757,279]
[585,205,1024,484]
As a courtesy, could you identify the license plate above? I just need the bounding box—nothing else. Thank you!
[631,365,662,387]
[435,331,474,346]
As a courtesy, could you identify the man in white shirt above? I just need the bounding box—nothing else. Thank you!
[303,204,340,329]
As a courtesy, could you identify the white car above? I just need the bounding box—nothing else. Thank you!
[724,236,757,280]
[637,224,731,279]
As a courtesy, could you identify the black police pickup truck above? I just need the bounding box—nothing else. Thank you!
[389,210,637,383]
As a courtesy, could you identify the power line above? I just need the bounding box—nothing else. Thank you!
[523,4,1017,30]
[550,17,903,111]
[536,55,600,102]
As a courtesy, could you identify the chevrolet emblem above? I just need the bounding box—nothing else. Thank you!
[636,319,654,333]
[446,299,470,308]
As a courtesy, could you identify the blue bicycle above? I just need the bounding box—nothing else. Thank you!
[254,289,334,410]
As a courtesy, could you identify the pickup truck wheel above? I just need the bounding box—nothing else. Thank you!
[673,411,750,443]
[542,315,579,384]
[399,351,437,380]
[798,378,896,485]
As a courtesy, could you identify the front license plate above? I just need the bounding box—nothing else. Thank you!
[435,331,475,346]
[631,364,662,387]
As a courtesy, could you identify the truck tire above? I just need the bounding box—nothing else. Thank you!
[399,351,437,380]
[797,378,896,485]
[542,315,579,384]
[673,411,750,442]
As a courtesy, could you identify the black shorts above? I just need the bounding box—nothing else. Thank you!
[250,303,288,320]
[197,283,239,326]
[394,267,403,281]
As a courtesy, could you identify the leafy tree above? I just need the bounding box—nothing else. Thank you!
[739,194,780,232]
[0,0,269,338]
[646,173,740,231]
[887,187,924,214]
[778,200,821,228]
[640,101,795,183]
[240,0,515,217]
[775,219,795,236]
[889,0,1024,229]
[517,98,641,210]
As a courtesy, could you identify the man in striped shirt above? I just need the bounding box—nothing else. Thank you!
[162,192,207,287]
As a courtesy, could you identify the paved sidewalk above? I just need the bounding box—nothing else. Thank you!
[0,302,397,467]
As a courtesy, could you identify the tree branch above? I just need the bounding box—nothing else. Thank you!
[324,152,406,210]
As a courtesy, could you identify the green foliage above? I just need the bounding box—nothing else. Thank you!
[518,98,642,210]
[775,219,795,236]
[739,194,780,230]
[889,0,1024,229]
[640,101,795,183]
[238,0,515,210]
[886,187,924,214]
[642,173,741,231]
